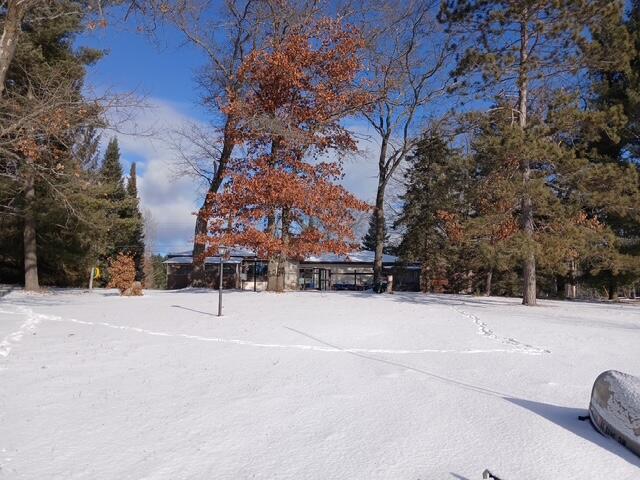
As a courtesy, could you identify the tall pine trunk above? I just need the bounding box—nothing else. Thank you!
[521,195,536,305]
[0,0,26,97]
[191,118,234,286]
[485,269,493,296]
[23,165,39,291]
[519,15,537,306]
[373,133,390,286]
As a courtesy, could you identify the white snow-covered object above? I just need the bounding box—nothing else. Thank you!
[588,370,640,457]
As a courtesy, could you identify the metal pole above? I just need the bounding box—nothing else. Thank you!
[218,255,223,316]
[254,258,257,292]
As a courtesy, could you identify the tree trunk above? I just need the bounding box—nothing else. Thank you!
[566,259,577,299]
[267,250,286,292]
[521,173,536,305]
[608,276,618,301]
[191,118,234,286]
[555,275,566,299]
[518,15,536,306]
[265,209,280,291]
[373,133,390,286]
[23,165,39,291]
[373,183,386,285]
[277,208,291,291]
[485,269,493,296]
[0,1,27,97]
[263,138,285,292]
[267,208,290,292]
[191,209,210,287]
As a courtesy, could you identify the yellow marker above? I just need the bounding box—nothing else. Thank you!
[94,267,101,279]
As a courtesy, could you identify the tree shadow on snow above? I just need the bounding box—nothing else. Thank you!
[171,304,216,317]
[286,326,640,470]
[163,288,246,295]
[336,290,517,310]
[390,292,524,309]
[504,397,640,467]
[386,291,640,313]
[284,326,513,399]
[448,473,472,480]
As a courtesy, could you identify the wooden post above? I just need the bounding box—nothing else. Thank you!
[89,267,95,290]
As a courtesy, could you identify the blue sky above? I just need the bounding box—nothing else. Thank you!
[78,23,381,254]
[81,22,202,110]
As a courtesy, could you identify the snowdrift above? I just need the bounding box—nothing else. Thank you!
[588,370,640,457]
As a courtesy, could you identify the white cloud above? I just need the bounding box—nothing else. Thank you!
[113,99,207,254]
[341,127,381,204]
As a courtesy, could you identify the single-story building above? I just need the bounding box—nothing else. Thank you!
[163,249,421,291]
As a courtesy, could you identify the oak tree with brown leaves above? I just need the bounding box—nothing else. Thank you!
[201,18,370,291]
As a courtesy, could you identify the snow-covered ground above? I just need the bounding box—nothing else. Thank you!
[1,289,639,479]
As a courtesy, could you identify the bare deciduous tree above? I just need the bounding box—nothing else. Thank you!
[356,0,454,285]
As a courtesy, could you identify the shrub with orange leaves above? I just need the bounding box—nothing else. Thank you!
[107,254,143,296]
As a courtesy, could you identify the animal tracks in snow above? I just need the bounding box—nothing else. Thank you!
[0,303,550,359]
[450,303,550,355]
[0,307,43,358]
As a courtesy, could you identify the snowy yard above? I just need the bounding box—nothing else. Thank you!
[1,289,639,479]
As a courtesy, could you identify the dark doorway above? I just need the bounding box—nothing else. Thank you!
[316,268,331,291]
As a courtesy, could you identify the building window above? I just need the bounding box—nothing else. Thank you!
[243,261,268,282]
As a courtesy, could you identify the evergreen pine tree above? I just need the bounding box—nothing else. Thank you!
[75,126,101,172]
[441,0,631,305]
[99,139,145,282]
[0,1,108,288]
[361,214,391,254]
[125,162,145,280]
[573,2,640,298]
[101,138,126,201]
[147,254,168,289]
[127,162,138,197]
[454,99,627,299]
[396,135,473,292]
